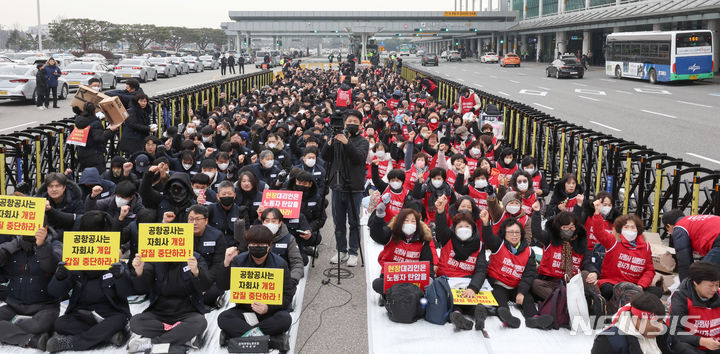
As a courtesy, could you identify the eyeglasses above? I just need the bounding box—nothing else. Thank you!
[506,231,522,235]
[187,217,206,223]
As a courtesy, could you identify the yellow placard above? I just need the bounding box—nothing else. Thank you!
[230,267,284,306]
[63,232,120,270]
[443,11,478,17]
[138,223,194,262]
[451,289,499,306]
[0,196,46,236]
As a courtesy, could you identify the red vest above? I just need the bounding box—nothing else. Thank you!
[336,88,352,107]
[417,98,427,107]
[564,195,580,212]
[367,160,391,180]
[377,239,424,268]
[388,97,400,110]
[468,185,489,211]
[460,95,476,115]
[584,217,612,251]
[403,166,429,192]
[492,211,528,234]
[497,164,518,181]
[466,157,478,175]
[488,244,531,288]
[537,243,583,279]
[597,237,652,287]
[437,240,482,278]
[381,186,409,222]
[684,291,720,348]
[521,192,537,215]
[446,169,459,189]
[531,172,543,191]
[675,215,720,256]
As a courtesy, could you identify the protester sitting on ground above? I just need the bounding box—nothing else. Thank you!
[546,173,584,218]
[579,191,621,252]
[479,210,554,330]
[662,209,720,281]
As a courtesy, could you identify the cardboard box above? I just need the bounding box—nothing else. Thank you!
[644,232,677,274]
[653,272,679,294]
[71,85,108,112]
[98,96,129,125]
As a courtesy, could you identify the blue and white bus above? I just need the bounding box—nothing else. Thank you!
[604,30,713,84]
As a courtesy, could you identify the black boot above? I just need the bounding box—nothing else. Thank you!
[497,307,521,328]
[474,304,489,331]
[27,332,49,351]
[46,334,74,353]
[449,311,473,331]
[525,315,554,330]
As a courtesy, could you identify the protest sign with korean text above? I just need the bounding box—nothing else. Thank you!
[382,261,431,292]
[138,223,193,262]
[66,127,90,147]
[230,267,284,305]
[261,190,302,219]
[63,232,120,270]
[451,289,499,306]
[0,196,46,236]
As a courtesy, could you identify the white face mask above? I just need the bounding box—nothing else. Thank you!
[203,171,215,180]
[218,163,229,170]
[517,182,529,191]
[600,205,612,216]
[262,160,274,169]
[268,143,277,149]
[431,179,443,189]
[186,128,195,135]
[202,136,212,143]
[430,118,438,124]
[470,148,482,156]
[524,168,535,175]
[402,223,416,236]
[475,179,488,189]
[182,163,193,170]
[192,120,201,126]
[115,196,129,207]
[263,222,280,235]
[375,151,385,160]
[456,227,473,241]
[220,130,228,137]
[304,158,316,167]
[504,157,513,165]
[421,133,429,139]
[622,229,638,242]
[193,188,204,196]
[506,204,521,215]
[389,181,403,190]
[415,160,426,170]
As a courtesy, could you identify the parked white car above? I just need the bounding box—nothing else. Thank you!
[0,64,69,103]
[114,59,157,83]
[62,62,117,90]
[481,52,499,63]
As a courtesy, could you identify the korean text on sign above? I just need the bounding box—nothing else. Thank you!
[63,232,120,270]
[138,223,193,262]
[261,190,303,219]
[451,289,499,306]
[382,261,430,292]
[0,196,46,236]
[230,267,284,306]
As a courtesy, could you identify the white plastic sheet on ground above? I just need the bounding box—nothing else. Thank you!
[0,264,309,354]
[362,214,596,354]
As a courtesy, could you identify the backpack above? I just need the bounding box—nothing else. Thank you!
[484,104,501,116]
[538,284,570,329]
[385,283,425,324]
[585,290,609,329]
[608,282,642,315]
[424,276,453,325]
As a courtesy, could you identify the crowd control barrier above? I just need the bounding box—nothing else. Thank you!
[400,65,720,234]
[0,70,273,197]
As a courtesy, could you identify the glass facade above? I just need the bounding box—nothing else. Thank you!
[566,0,586,11]
[542,0,558,15]
[526,0,540,17]
[513,0,524,12]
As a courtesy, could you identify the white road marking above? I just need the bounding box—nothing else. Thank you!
[474,72,482,74]
[579,95,600,102]
[457,78,465,81]
[473,84,484,88]
[615,90,633,94]
[634,87,671,95]
[676,100,712,108]
[710,93,720,97]
[572,82,588,87]
[600,79,616,82]
[589,121,621,132]
[498,91,510,96]
[490,75,497,79]
[509,80,521,83]
[538,86,550,90]
[519,89,547,96]
[574,88,606,95]
[687,153,720,165]
[0,121,38,132]
[534,103,555,110]
[641,109,676,119]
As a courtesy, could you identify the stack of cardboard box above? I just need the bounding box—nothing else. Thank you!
[71,85,129,125]
[646,232,680,294]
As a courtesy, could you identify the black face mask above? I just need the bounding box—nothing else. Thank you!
[169,183,188,204]
[22,236,36,244]
[219,196,235,207]
[345,124,359,135]
[294,185,309,193]
[249,245,269,259]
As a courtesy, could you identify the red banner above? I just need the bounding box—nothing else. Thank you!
[67,127,90,147]
[382,261,430,292]
[261,190,303,219]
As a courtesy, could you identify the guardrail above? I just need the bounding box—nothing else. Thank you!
[0,70,273,196]
[400,64,720,235]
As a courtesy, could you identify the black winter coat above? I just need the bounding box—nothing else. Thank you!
[320,133,369,192]
[118,102,152,155]
[49,266,133,318]
[0,235,62,305]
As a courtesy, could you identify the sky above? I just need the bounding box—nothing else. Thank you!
[0,0,498,30]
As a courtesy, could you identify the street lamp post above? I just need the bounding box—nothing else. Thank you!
[37,0,43,51]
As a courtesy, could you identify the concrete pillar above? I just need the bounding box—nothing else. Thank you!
[235,32,241,52]
[539,0,543,17]
[491,32,495,51]
[613,26,621,33]
[555,31,567,59]
[616,0,621,4]
[653,23,661,31]
[466,0,469,11]
[523,0,527,19]
[503,33,508,55]
[582,31,591,55]
[478,38,482,56]
[514,34,519,53]
[559,0,566,13]
[521,34,528,55]
[585,0,590,9]
[536,34,543,62]
[709,19,719,73]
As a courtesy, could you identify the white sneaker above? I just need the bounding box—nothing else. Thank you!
[37,106,46,110]
[330,252,348,264]
[347,255,358,267]
[127,336,152,353]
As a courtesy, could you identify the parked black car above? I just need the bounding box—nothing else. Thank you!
[545,58,585,79]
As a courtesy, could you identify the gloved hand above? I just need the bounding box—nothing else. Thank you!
[485,184,496,197]
[376,202,387,218]
[110,262,125,279]
[55,262,69,281]
[381,193,391,205]
[276,170,288,185]
[237,205,248,219]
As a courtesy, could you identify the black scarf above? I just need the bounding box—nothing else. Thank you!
[450,229,481,262]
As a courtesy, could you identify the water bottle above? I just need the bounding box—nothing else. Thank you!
[419,297,428,310]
